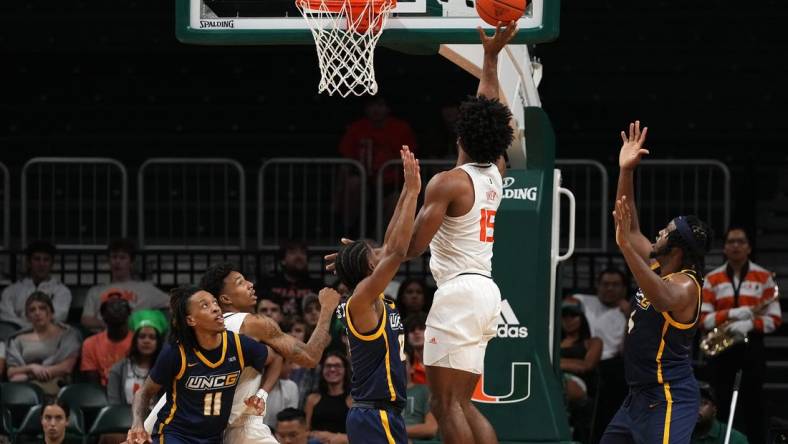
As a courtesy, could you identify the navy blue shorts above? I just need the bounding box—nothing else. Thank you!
[346,407,407,444]
[151,431,222,444]
[600,378,699,444]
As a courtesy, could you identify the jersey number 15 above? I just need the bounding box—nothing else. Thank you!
[479,209,496,243]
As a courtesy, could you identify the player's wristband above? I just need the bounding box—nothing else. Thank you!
[256,389,269,402]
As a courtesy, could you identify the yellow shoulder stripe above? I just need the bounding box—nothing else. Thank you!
[233,331,246,369]
[345,296,386,342]
[195,331,228,368]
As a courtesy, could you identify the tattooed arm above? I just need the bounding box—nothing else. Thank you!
[241,288,340,367]
[127,376,161,443]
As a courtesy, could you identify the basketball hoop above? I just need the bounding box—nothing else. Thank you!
[296,0,396,97]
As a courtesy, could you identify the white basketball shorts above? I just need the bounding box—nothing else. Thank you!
[423,274,501,374]
[224,414,279,444]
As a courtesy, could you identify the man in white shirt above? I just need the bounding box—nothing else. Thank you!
[572,267,630,442]
[81,239,169,331]
[263,361,300,429]
[0,241,71,328]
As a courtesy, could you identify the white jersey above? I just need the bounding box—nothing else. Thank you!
[222,312,264,426]
[429,163,502,286]
[144,311,263,432]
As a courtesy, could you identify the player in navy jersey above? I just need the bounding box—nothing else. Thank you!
[330,147,420,444]
[601,121,713,443]
[126,285,276,444]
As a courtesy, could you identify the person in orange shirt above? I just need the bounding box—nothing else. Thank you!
[80,289,133,386]
[700,227,781,444]
[335,97,418,232]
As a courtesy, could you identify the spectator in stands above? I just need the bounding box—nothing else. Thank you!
[275,408,317,444]
[691,383,749,444]
[256,296,285,327]
[571,267,630,441]
[287,317,320,408]
[80,291,133,386]
[107,310,167,404]
[41,399,70,444]
[81,239,169,331]
[263,360,300,429]
[304,351,351,444]
[338,96,417,184]
[263,240,323,317]
[404,356,438,440]
[404,313,427,385]
[560,297,602,443]
[6,292,81,396]
[396,278,430,321]
[288,316,308,342]
[302,294,321,332]
[335,96,418,229]
[0,241,71,329]
[701,227,781,444]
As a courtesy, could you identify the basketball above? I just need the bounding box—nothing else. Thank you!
[475,0,526,27]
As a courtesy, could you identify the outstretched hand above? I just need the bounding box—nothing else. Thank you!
[324,238,354,273]
[401,145,421,193]
[477,21,519,57]
[613,196,633,249]
[619,120,650,170]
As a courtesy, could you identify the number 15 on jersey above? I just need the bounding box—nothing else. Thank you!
[479,209,496,243]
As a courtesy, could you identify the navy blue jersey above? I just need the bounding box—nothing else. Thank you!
[150,330,268,441]
[624,269,702,386]
[338,296,407,407]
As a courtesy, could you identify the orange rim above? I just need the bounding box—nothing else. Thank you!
[299,0,395,15]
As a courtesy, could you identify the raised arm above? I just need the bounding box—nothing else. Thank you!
[352,148,421,307]
[384,145,414,246]
[128,376,162,444]
[616,121,653,261]
[476,21,518,100]
[614,197,696,313]
[241,288,340,368]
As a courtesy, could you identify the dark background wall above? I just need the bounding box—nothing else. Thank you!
[2,0,787,238]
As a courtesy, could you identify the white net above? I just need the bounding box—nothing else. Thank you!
[296,0,395,97]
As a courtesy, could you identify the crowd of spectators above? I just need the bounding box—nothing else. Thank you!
[0,225,780,443]
[0,239,439,444]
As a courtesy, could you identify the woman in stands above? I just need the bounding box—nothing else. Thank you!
[560,297,602,442]
[6,291,82,396]
[107,310,167,405]
[41,399,71,444]
[304,351,351,444]
[396,278,431,321]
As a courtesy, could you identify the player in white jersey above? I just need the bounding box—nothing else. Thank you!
[144,263,341,443]
[325,23,517,444]
[402,23,517,444]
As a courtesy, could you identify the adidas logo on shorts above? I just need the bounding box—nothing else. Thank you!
[495,300,529,338]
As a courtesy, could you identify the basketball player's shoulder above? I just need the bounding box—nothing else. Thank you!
[426,168,469,192]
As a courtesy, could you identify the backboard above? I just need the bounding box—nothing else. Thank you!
[175,0,559,48]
